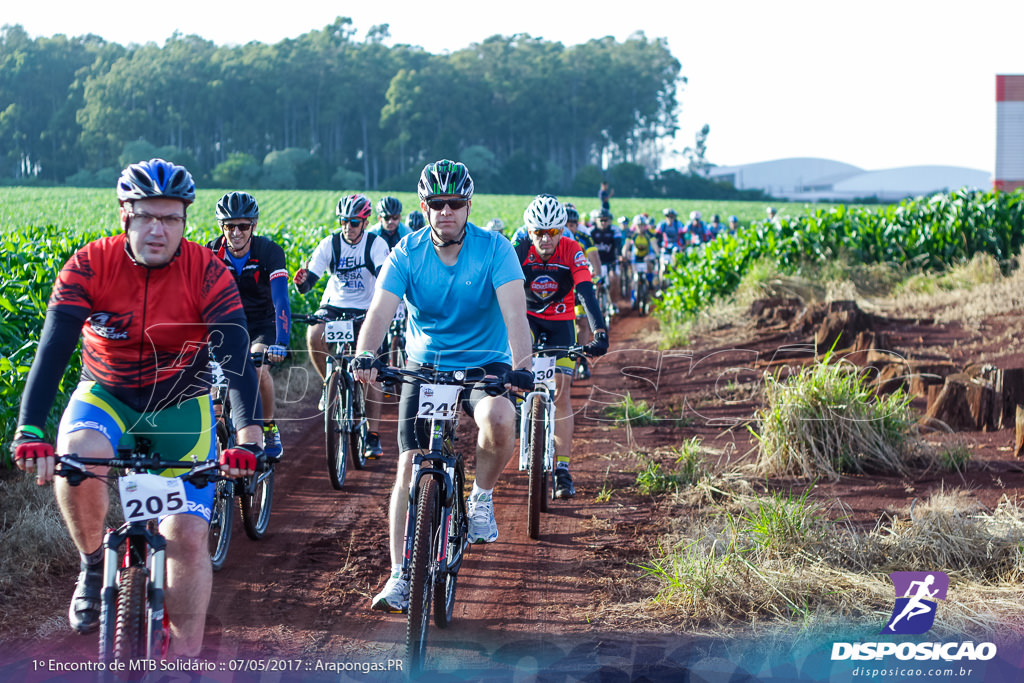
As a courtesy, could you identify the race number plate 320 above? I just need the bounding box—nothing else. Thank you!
[324,319,355,344]
[417,384,461,420]
[118,473,187,521]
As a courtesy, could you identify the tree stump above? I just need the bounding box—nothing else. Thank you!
[924,373,995,431]
[1015,405,1024,458]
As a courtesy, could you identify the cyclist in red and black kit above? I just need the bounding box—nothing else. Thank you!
[512,195,609,498]
[10,159,262,660]
[206,191,290,461]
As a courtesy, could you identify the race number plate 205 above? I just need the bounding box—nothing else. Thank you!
[417,384,461,420]
[118,473,187,521]
[324,319,355,344]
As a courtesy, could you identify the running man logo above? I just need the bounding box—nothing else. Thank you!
[882,571,949,635]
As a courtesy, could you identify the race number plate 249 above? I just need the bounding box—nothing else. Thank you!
[118,473,187,521]
[417,384,461,420]
[324,320,355,344]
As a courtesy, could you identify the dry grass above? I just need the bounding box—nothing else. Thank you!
[631,488,1024,642]
[0,470,76,637]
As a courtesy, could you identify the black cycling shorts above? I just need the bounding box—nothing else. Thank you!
[396,361,512,454]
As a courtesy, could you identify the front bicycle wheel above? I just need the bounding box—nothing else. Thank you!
[113,566,148,664]
[389,330,407,368]
[348,378,369,470]
[639,278,649,316]
[527,395,548,540]
[434,458,466,628]
[324,370,349,489]
[209,421,234,570]
[407,477,440,676]
[240,466,275,540]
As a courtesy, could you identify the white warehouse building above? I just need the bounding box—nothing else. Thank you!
[708,157,992,203]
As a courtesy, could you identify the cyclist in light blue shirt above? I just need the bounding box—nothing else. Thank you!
[352,159,533,613]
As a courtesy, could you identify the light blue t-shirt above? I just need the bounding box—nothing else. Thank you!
[379,222,525,370]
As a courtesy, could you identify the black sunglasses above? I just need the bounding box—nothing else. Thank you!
[221,221,254,232]
[425,198,469,212]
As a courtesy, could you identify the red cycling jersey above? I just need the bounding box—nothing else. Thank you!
[513,235,591,321]
[48,233,246,413]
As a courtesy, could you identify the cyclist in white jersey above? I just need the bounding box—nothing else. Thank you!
[294,193,392,458]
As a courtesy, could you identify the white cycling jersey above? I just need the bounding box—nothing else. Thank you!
[305,230,391,310]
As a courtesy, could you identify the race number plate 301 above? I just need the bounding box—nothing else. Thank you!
[325,320,355,344]
[118,473,187,521]
[532,356,557,391]
[417,384,461,420]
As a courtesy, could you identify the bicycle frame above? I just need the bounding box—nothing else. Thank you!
[56,446,225,664]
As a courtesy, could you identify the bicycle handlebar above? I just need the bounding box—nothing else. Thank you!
[54,453,228,488]
[295,312,366,325]
[374,365,510,398]
[531,342,587,360]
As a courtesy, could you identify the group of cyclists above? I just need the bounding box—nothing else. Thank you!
[10,156,620,661]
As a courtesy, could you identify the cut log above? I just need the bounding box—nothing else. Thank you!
[1015,405,1024,458]
[924,373,995,431]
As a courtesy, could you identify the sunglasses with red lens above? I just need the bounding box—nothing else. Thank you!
[425,198,469,212]
[530,228,561,238]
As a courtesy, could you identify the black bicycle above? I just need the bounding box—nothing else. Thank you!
[520,339,586,539]
[385,302,408,368]
[208,352,276,570]
[55,441,228,665]
[299,312,369,490]
[375,365,508,676]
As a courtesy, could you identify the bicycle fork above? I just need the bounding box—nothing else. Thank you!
[99,524,168,661]
[518,390,556,473]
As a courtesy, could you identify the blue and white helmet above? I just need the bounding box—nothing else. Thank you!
[116,158,195,205]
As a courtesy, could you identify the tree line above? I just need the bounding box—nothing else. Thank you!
[0,19,764,199]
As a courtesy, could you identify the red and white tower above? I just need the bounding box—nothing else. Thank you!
[996,74,1024,192]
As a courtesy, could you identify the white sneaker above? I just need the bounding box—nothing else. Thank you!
[466,492,498,544]
[371,573,409,612]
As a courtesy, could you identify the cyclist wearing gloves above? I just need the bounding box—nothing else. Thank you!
[512,195,609,498]
[369,195,411,250]
[351,159,533,613]
[294,193,391,459]
[562,203,601,380]
[11,159,261,660]
[206,191,290,461]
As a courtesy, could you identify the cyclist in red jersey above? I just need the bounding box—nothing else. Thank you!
[10,159,261,660]
[512,195,609,498]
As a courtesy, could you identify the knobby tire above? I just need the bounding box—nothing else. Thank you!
[434,459,465,628]
[324,370,348,489]
[349,380,369,470]
[113,566,148,664]
[209,420,234,570]
[240,466,274,540]
[527,395,548,540]
[406,476,440,676]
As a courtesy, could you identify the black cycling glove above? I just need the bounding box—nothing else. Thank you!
[583,331,609,357]
[507,369,535,392]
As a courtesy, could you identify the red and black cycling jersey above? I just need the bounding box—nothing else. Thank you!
[206,234,288,326]
[512,234,591,321]
[46,233,247,414]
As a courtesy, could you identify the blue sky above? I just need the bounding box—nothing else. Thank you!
[8,0,1023,175]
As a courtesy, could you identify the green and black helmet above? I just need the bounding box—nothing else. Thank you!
[417,159,474,201]
[216,191,259,221]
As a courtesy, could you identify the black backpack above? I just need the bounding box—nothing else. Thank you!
[327,231,380,277]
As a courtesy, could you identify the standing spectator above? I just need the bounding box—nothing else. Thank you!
[206,191,290,461]
[598,180,613,211]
